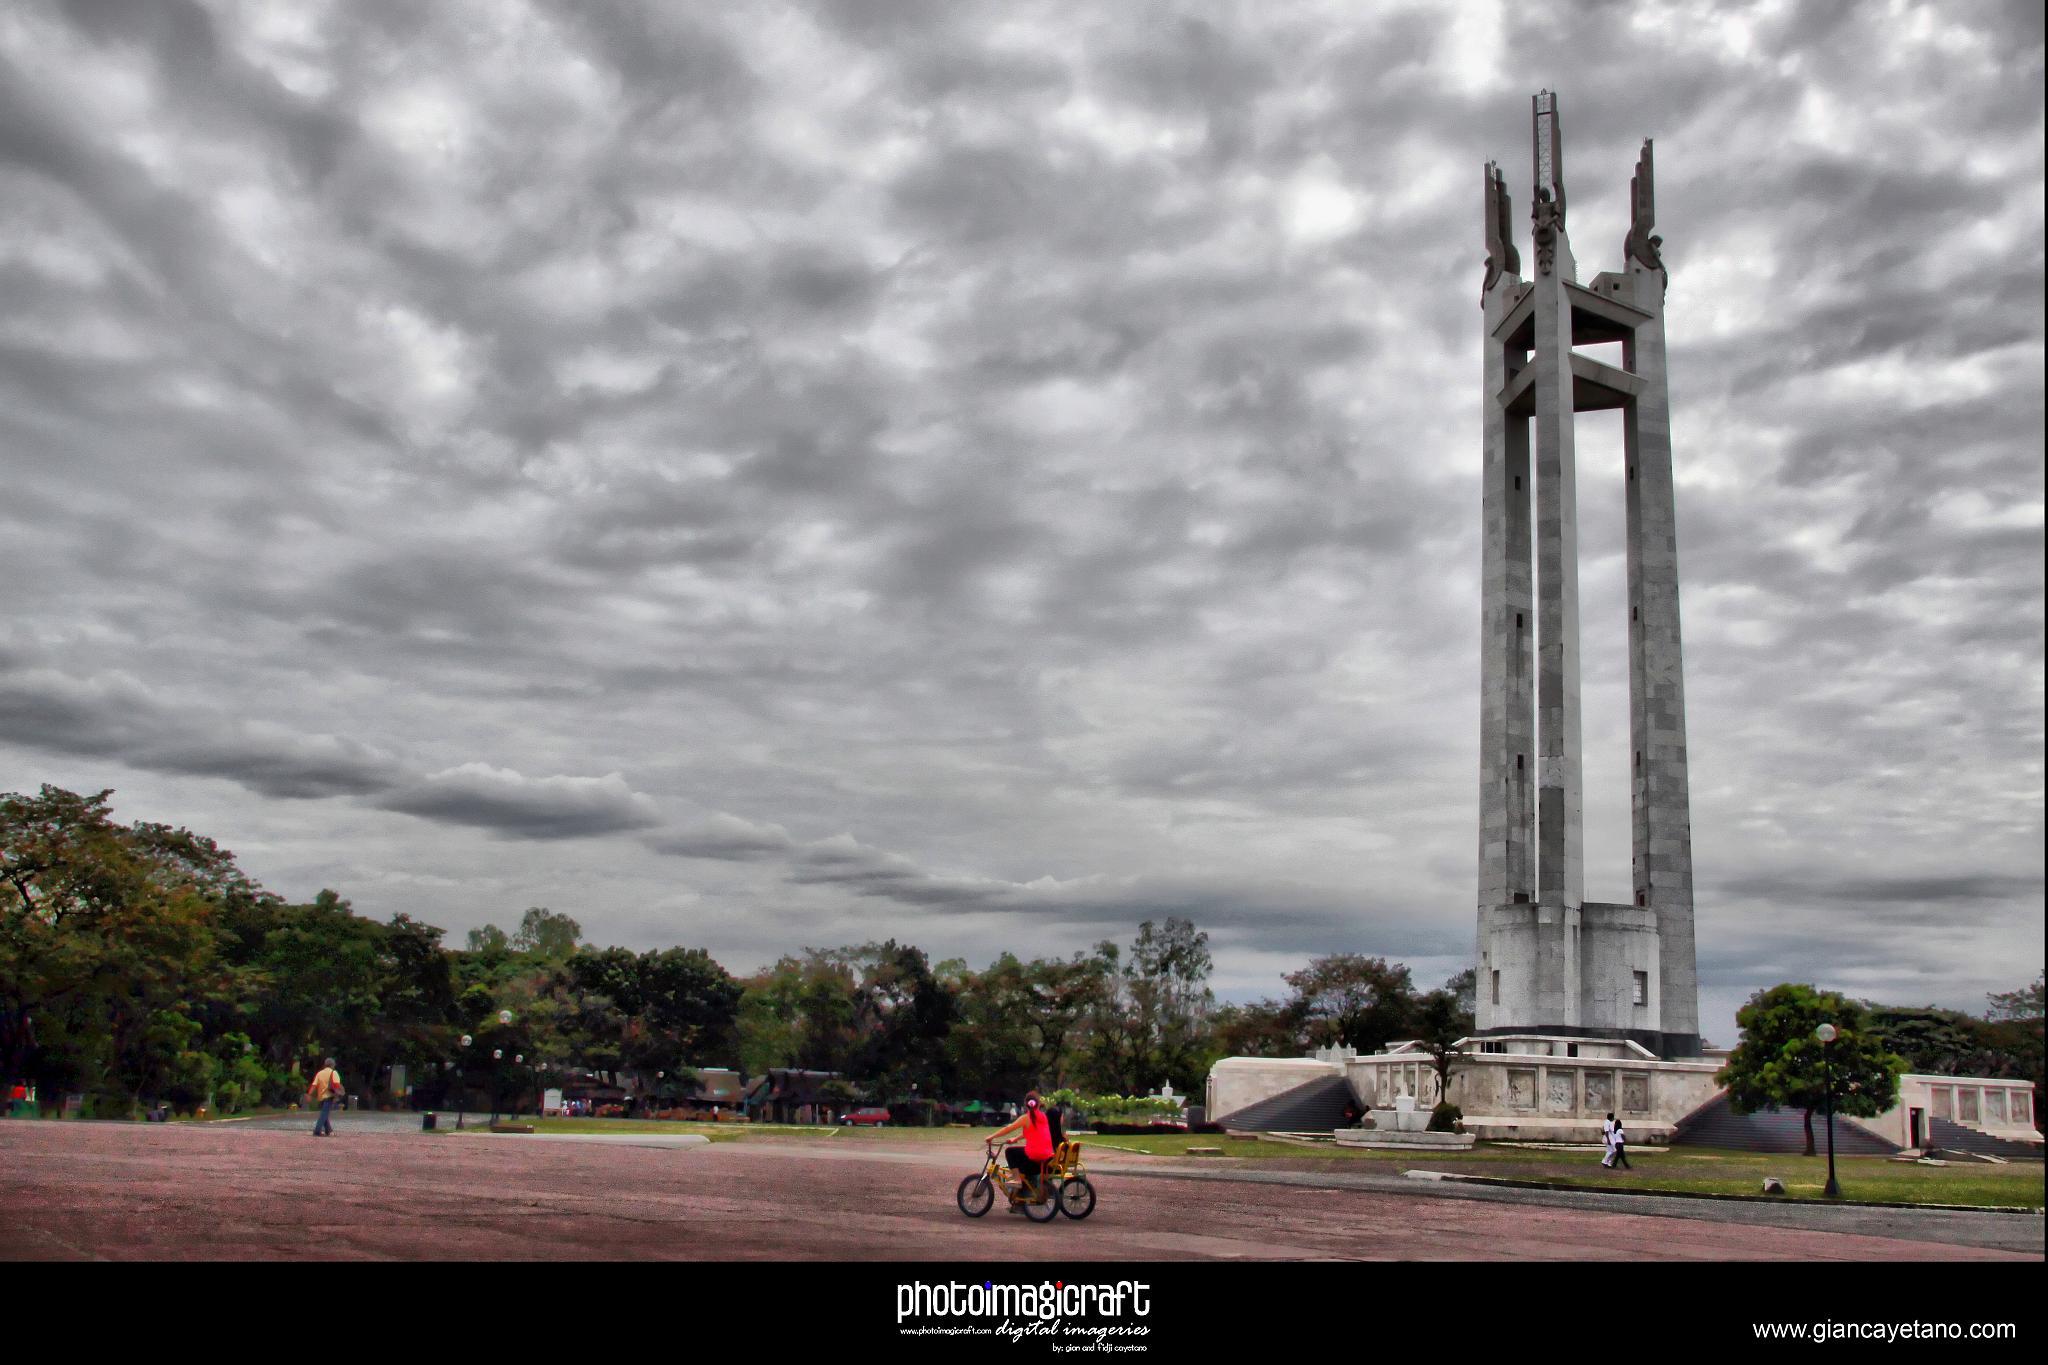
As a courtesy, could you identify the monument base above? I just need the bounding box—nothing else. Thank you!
[1346,1035,1723,1144]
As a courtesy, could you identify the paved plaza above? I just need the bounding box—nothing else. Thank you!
[0,1121,2037,1261]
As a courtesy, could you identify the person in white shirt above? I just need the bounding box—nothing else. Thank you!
[1600,1111,1617,1167]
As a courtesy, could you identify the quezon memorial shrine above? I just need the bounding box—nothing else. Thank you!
[1205,94,2039,1156]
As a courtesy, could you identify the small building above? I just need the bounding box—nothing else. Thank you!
[754,1068,842,1125]
[560,1076,631,1111]
[1866,1074,2038,1153]
[692,1068,748,1110]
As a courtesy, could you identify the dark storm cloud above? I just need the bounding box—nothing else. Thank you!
[0,659,402,799]
[0,651,676,832]
[645,813,797,862]
[788,835,1009,906]
[0,664,160,758]
[378,765,663,839]
[643,815,1418,938]
[0,2,2038,1039]
[146,730,403,801]
[1719,872,2040,908]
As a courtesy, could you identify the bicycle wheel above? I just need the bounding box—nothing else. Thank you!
[1022,1179,1059,1223]
[1056,1175,1096,1220]
[957,1173,995,1218]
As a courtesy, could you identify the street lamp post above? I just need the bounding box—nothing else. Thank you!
[454,1033,472,1130]
[489,1011,514,1124]
[1815,1022,1840,1198]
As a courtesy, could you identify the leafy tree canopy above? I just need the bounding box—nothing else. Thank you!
[511,906,582,959]
[1282,954,1414,1054]
[1717,983,1906,1154]
[1986,974,2044,1023]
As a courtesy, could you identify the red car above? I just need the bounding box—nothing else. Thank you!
[839,1107,891,1126]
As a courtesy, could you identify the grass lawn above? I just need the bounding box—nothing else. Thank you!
[995,1133,2041,1209]
[1083,1135,2043,1208]
[1464,1147,2046,1209]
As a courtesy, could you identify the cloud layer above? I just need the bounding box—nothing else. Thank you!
[1,1,2040,1039]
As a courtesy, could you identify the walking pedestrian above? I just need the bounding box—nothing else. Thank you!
[1600,1111,1616,1167]
[1610,1116,1632,1169]
[307,1057,343,1137]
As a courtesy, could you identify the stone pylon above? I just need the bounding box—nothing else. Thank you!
[1475,92,1699,1059]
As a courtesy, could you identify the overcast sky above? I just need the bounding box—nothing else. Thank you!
[2,0,2041,1047]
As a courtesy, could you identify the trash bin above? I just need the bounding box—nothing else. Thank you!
[422,1111,437,1131]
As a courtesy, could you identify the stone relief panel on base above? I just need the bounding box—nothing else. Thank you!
[1507,1069,1538,1108]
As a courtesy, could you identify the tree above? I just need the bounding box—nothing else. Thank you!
[242,891,384,1072]
[1,786,228,1109]
[1984,974,2045,1128]
[736,958,807,1076]
[1208,999,1301,1058]
[1282,954,1415,1055]
[844,940,953,1098]
[1867,1005,2010,1078]
[211,1032,269,1113]
[1445,967,1477,1018]
[1414,977,1476,1104]
[1986,975,2045,1022]
[1127,918,1214,1090]
[637,946,744,1066]
[564,945,643,1082]
[942,955,1041,1099]
[1716,984,1906,1155]
[466,924,509,953]
[936,950,1111,1099]
[511,906,582,960]
[1079,919,1213,1094]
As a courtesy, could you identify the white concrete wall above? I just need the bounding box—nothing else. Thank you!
[1859,1074,2040,1149]
[1351,1040,1720,1142]
[1578,902,1659,1033]
[1204,1056,1342,1123]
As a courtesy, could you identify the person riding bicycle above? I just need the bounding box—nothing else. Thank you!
[989,1090,1057,1206]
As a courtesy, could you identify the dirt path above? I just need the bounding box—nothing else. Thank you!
[0,1123,2032,1261]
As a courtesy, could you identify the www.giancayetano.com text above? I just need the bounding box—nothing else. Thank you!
[1754,1321,2017,1343]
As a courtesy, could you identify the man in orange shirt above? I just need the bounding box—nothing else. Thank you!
[307,1058,343,1137]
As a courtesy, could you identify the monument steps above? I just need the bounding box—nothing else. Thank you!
[1924,1115,2044,1161]
[1209,1074,1353,1133]
[1670,1093,1898,1155]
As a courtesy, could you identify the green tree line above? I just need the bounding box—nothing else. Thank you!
[0,786,1471,1117]
[6,786,2035,1124]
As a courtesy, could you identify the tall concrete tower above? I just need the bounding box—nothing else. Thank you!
[1475,93,1700,1059]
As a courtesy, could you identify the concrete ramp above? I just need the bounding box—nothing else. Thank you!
[1671,1094,1898,1155]
[1925,1116,2043,1161]
[1214,1074,1354,1133]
